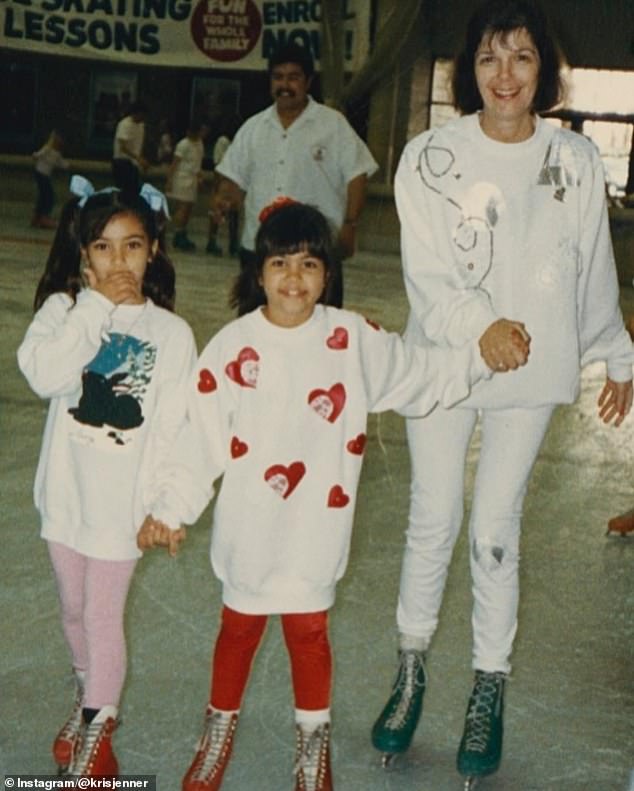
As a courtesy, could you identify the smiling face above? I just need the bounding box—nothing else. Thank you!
[475,27,540,140]
[82,212,157,303]
[270,61,312,116]
[260,249,326,328]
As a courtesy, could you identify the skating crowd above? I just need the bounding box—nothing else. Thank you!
[17,4,634,791]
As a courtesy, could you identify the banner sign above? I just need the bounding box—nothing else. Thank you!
[1,0,370,70]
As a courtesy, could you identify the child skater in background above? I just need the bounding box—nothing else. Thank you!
[32,129,68,229]
[17,176,194,778]
[167,118,209,252]
[138,199,524,791]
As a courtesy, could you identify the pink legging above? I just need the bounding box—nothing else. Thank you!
[47,541,137,709]
[210,606,332,712]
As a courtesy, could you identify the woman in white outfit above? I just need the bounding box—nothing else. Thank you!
[371,1,634,786]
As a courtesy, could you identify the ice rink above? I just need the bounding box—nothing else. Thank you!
[1,165,633,790]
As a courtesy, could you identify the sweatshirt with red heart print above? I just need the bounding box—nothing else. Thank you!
[160,304,490,614]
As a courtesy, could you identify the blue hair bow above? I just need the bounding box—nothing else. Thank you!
[140,182,170,218]
[69,174,117,208]
[69,174,170,218]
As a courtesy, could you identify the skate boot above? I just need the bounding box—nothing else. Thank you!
[52,671,85,773]
[371,649,427,768]
[182,707,239,791]
[67,705,119,777]
[456,670,506,789]
[606,508,634,536]
[293,722,333,791]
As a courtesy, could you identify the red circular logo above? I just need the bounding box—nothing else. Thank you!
[191,0,262,63]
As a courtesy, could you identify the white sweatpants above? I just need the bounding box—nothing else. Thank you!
[396,404,554,673]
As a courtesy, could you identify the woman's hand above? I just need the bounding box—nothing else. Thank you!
[137,515,186,557]
[479,319,531,372]
[597,378,633,427]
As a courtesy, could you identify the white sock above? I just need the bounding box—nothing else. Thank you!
[295,708,330,729]
[398,632,429,652]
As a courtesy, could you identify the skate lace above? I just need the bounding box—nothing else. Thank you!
[463,673,504,753]
[385,651,425,729]
[293,724,329,790]
[58,692,83,741]
[70,718,112,775]
[191,711,235,780]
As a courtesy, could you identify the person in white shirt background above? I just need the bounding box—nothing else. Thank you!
[31,129,68,229]
[210,42,378,308]
[111,101,149,198]
[166,117,209,252]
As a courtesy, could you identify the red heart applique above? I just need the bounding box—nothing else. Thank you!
[225,347,260,388]
[346,433,367,455]
[264,461,306,500]
[326,327,348,350]
[327,485,350,508]
[231,436,248,458]
[365,318,381,331]
[308,383,346,423]
[197,368,217,393]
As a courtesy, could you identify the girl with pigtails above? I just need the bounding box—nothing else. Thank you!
[18,176,195,777]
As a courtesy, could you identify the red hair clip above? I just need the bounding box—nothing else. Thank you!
[258,196,298,224]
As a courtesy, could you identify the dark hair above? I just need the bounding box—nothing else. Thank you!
[230,202,341,315]
[33,188,175,312]
[452,0,563,114]
[268,42,314,79]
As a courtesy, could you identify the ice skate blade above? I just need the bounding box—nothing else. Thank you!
[462,776,481,790]
[380,751,403,770]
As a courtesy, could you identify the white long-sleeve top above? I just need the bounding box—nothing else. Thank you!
[33,144,68,177]
[17,291,197,560]
[397,114,633,409]
[165,305,491,614]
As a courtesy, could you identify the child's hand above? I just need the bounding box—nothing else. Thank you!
[479,319,530,372]
[597,378,633,427]
[137,515,186,557]
[84,268,144,305]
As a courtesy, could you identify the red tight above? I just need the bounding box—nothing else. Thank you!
[210,606,332,712]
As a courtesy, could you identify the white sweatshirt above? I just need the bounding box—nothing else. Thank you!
[164,305,491,614]
[397,114,633,408]
[17,291,197,560]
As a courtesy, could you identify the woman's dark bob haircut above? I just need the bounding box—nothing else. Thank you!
[452,0,564,115]
[230,201,341,316]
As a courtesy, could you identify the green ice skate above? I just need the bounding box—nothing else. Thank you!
[457,670,505,789]
[371,649,427,768]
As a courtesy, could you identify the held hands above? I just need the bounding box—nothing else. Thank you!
[479,319,531,373]
[84,267,143,305]
[597,378,633,427]
[137,515,186,557]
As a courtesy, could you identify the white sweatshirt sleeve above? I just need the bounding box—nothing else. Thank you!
[396,141,499,348]
[144,320,202,530]
[17,291,115,398]
[356,317,492,416]
[576,147,634,381]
